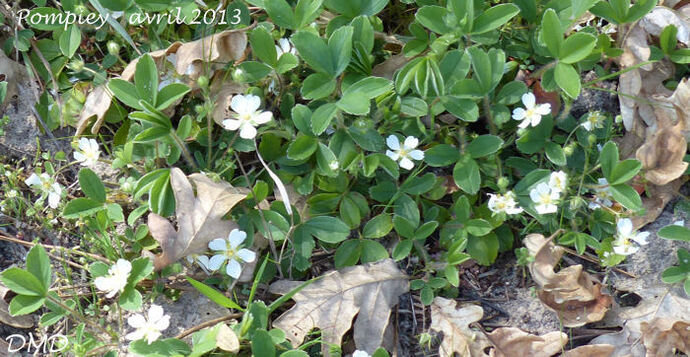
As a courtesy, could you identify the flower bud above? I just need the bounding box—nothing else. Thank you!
[69,59,84,72]
[497,177,509,191]
[569,196,584,210]
[106,41,120,56]
[587,134,597,146]
[614,114,623,124]
[563,143,575,156]
[197,75,209,89]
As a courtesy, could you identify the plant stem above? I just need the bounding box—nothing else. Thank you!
[46,295,116,340]
[483,95,503,178]
[170,130,198,169]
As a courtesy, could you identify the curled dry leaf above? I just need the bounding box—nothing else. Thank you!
[269,259,408,355]
[371,54,412,80]
[591,285,690,357]
[486,327,567,357]
[560,344,615,357]
[430,297,490,357]
[640,318,690,356]
[524,234,612,328]
[631,178,684,230]
[635,118,688,186]
[210,73,246,126]
[147,168,248,271]
[77,29,248,135]
[0,284,33,328]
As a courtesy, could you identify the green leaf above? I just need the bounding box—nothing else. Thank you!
[453,156,481,194]
[660,25,678,55]
[1,268,46,296]
[608,159,642,185]
[544,142,566,166]
[360,239,389,262]
[658,225,690,242]
[626,0,656,23]
[59,25,81,58]
[467,233,499,266]
[496,81,528,105]
[287,135,319,160]
[9,295,45,316]
[599,142,619,179]
[305,216,350,243]
[26,245,51,292]
[324,0,388,17]
[392,240,413,261]
[465,219,493,236]
[554,62,581,98]
[329,26,354,77]
[109,79,142,109]
[129,258,153,285]
[276,52,299,73]
[250,27,278,67]
[337,93,370,115]
[311,103,339,135]
[291,105,314,135]
[609,184,642,211]
[661,266,688,284]
[79,168,106,203]
[252,329,276,357]
[335,240,362,267]
[62,198,105,219]
[294,0,324,27]
[291,31,332,75]
[343,77,394,99]
[401,173,436,195]
[443,97,479,122]
[363,214,393,239]
[425,144,460,167]
[134,54,158,105]
[156,83,190,110]
[559,33,597,64]
[237,61,273,82]
[415,6,452,34]
[467,135,503,158]
[316,143,339,177]
[471,4,519,34]
[119,285,143,311]
[186,277,245,310]
[264,0,296,29]
[467,47,492,94]
[541,9,563,58]
[302,73,336,100]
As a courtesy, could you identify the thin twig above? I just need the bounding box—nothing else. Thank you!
[561,246,638,279]
[0,233,110,263]
[174,312,243,339]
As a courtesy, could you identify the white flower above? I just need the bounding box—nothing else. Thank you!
[530,182,560,214]
[352,351,370,357]
[581,111,605,131]
[548,171,568,194]
[588,178,614,210]
[125,304,170,344]
[276,38,297,57]
[222,94,273,139]
[512,92,551,128]
[487,191,523,215]
[186,254,212,273]
[24,173,62,209]
[329,160,339,170]
[94,259,131,298]
[73,138,101,166]
[385,135,424,170]
[207,229,257,279]
[613,218,649,256]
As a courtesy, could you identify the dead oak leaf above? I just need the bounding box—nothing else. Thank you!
[561,344,615,357]
[147,168,248,271]
[486,327,567,357]
[640,318,690,356]
[430,297,490,357]
[524,234,612,328]
[269,259,408,355]
[636,121,688,186]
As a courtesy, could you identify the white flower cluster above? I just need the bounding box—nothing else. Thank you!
[487,191,523,215]
[529,171,567,215]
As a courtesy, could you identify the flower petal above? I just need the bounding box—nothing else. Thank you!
[226,259,242,279]
[25,173,41,187]
[125,330,145,341]
[148,304,164,322]
[512,107,526,120]
[116,259,132,274]
[633,232,650,245]
[228,229,247,248]
[403,136,419,150]
[252,111,273,125]
[207,255,226,271]
[237,248,256,263]
[386,150,400,161]
[522,92,536,108]
[74,151,86,162]
[208,238,227,252]
[386,135,400,150]
[154,315,170,331]
[518,117,531,128]
[239,124,258,139]
[408,149,424,160]
[230,95,249,114]
[223,119,242,131]
[617,219,633,236]
[127,314,146,328]
[535,103,551,115]
[399,157,414,170]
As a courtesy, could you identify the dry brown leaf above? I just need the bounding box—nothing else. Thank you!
[77,29,247,135]
[0,284,33,328]
[640,318,690,356]
[591,285,690,356]
[269,259,408,355]
[216,323,240,353]
[147,168,248,271]
[631,178,684,229]
[486,327,567,357]
[430,297,491,357]
[561,344,615,357]
[636,121,688,186]
[209,75,247,126]
[371,54,412,80]
[524,234,612,328]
